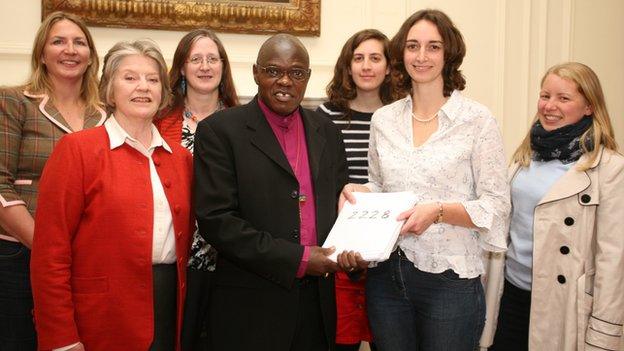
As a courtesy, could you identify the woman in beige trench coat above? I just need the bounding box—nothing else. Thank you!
[480,62,624,351]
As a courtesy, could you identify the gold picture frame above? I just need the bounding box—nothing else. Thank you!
[42,0,321,36]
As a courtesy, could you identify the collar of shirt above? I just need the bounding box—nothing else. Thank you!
[104,115,172,157]
[403,90,463,123]
[258,96,299,130]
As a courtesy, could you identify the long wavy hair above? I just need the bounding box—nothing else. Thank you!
[169,29,239,109]
[27,11,101,111]
[325,29,396,118]
[511,62,618,170]
[390,9,466,97]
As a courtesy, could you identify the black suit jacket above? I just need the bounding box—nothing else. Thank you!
[194,97,347,351]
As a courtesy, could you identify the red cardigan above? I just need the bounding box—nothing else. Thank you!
[31,126,194,351]
[154,106,184,145]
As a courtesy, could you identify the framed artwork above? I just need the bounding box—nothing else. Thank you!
[42,0,321,36]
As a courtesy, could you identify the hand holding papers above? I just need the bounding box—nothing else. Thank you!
[323,191,418,263]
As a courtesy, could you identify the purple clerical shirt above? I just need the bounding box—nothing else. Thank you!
[258,98,317,278]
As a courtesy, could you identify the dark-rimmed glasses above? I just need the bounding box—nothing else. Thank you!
[256,64,311,81]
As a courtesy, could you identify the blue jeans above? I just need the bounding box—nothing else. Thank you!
[366,249,485,351]
[0,240,36,350]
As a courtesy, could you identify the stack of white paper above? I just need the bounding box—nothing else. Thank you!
[323,191,418,262]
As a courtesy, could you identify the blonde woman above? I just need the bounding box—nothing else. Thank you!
[0,12,104,349]
[484,62,624,351]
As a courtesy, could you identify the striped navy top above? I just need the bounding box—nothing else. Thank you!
[316,103,372,185]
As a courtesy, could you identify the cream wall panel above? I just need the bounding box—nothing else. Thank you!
[0,0,40,85]
[571,0,624,148]
[368,0,407,36]
[501,0,533,158]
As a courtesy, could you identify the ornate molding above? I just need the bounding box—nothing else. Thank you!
[42,0,321,36]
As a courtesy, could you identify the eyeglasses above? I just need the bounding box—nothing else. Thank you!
[256,64,311,81]
[187,56,222,66]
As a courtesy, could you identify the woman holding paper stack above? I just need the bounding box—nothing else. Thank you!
[338,9,510,351]
[317,28,396,351]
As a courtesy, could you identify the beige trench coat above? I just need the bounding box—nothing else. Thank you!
[480,147,624,351]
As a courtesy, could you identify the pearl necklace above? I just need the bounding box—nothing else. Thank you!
[411,111,438,123]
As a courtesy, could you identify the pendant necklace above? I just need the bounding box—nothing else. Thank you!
[184,101,223,123]
[183,107,198,122]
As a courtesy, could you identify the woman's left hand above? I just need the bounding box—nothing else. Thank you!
[397,203,439,235]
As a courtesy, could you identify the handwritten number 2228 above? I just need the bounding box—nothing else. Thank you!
[347,210,390,220]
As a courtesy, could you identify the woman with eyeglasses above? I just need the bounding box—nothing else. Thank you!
[316,28,396,351]
[154,28,239,351]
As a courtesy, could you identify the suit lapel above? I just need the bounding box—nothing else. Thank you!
[247,99,295,178]
[302,108,325,181]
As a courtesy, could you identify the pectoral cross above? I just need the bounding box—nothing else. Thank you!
[298,194,306,222]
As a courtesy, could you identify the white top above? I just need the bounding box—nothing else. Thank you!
[105,117,177,265]
[505,159,573,290]
[365,91,510,278]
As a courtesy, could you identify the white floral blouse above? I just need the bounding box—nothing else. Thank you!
[366,90,510,278]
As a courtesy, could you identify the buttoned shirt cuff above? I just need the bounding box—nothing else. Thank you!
[54,342,80,351]
[296,246,311,278]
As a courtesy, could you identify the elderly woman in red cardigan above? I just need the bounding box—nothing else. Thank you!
[30,39,193,351]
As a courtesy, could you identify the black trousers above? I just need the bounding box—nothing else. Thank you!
[0,240,36,351]
[489,279,531,351]
[289,277,329,351]
[149,264,177,351]
[181,268,214,351]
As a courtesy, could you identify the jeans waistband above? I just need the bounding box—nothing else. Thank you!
[391,247,409,260]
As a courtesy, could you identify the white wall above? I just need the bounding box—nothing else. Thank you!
[0,0,622,156]
[572,0,624,154]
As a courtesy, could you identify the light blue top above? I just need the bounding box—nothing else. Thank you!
[505,159,573,291]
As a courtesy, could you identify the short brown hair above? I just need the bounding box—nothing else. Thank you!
[169,29,239,109]
[99,39,171,114]
[325,29,397,117]
[390,9,466,97]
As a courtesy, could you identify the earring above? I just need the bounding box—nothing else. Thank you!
[181,76,187,96]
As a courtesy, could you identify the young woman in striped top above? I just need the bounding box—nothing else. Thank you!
[316,28,396,351]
